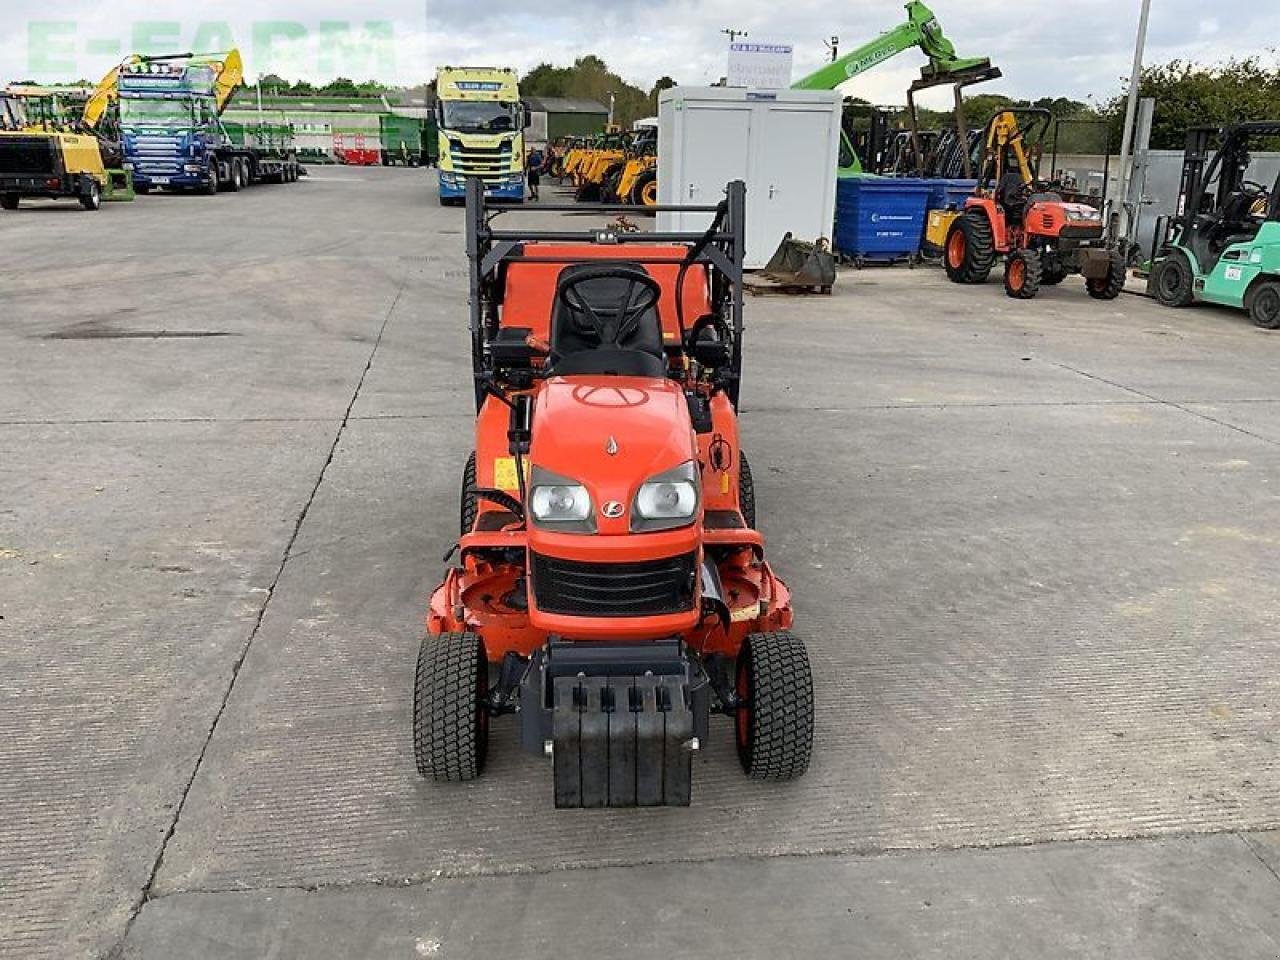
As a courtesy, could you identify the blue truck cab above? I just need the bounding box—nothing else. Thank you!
[118,52,298,194]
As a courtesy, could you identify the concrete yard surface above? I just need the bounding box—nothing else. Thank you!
[2,168,1280,958]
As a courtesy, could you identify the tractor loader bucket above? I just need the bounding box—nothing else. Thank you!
[761,233,836,288]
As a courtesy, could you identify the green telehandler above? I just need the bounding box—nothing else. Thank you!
[791,0,996,175]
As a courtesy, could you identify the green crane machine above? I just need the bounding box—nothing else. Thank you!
[791,0,998,175]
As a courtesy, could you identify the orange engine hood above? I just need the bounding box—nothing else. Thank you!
[530,375,696,536]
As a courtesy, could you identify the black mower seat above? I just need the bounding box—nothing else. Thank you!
[550,263,664,360]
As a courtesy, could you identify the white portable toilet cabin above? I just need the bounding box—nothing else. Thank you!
[657,87,841,269]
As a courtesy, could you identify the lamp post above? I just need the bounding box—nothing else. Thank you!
[1114,0,1153,241]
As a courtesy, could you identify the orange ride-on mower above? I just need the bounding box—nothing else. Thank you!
[944,108,1126,300]
[414,179,814,807]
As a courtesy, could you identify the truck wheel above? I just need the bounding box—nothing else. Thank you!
[1003,250,1042,299]
[1248,281,1280,330]
[735,631,814,780]
[203,164,219,196]
[460,452,477,536]
[944,209,995,284]
[0,194,18,211]
[226,161,242,192]
[739,452,756,529]
[1087,252,1128,300]
[414,632,489,781]
[79,181,102,211]
[1152,253,1194,307]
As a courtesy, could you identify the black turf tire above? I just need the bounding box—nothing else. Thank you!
[735,631,814,780]
[1,194,19,211]
[943,209,995,284]
[1003,249,1042,300]
[414,632,489,781]
[460,452,477,536]
[738,451,756,529]
[1248,281,1280,330]
[1152,253,1194,307]
[1086,252,1128,300]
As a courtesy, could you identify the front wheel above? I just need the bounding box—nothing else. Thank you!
[80,181,102,211]
[1152,253,1194,307]
[1003,249,1042,299]
[414,632,489,782]
[202,164,219,196]
[735,631,814,780]
[738,452,756,529]
[1248,281,1280,330]
[0,194,19,211]
[1086,251,1128,300]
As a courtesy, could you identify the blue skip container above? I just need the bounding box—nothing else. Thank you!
[924,178,977,212]
[835,176,931,265]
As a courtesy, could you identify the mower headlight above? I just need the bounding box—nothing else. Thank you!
[529,466,595,533]
[631,461,700,532]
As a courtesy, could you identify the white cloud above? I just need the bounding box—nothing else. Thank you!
[2,0,1275,103]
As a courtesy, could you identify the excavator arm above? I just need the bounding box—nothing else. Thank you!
[792,0,988,91]
[82,56,140,130]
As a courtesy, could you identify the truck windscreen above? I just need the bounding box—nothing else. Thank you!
[441,101,516,134]
[121,99,192,126]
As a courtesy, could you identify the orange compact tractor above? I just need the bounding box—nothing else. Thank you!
[414,179,814,807]
[944,108,1126,300]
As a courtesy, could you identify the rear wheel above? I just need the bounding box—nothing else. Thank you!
[226,160,243,192]
[735,631,814,780]
[943,209,996,284]
[460,452,478,536]
[0,194,19,211]
[1153,253,1194,307]
[738,452,756,529]
[1003,249,1042,299]
[1086,251,1128,300]
[414,632,489,781]
[79,181,102,211]
[1248,281,1280,330]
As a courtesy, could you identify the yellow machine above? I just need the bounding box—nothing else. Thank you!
[0,128,108,211]
[612,128,658,206]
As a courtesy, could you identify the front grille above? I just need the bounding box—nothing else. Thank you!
[532,552,697,618]
[0,137,56,175]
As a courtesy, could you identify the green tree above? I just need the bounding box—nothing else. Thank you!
[1100,56,1280,149]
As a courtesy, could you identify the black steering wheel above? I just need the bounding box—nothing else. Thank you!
[557,265,662,348]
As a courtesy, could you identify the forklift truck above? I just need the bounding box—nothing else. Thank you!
[1148,122,1280,328]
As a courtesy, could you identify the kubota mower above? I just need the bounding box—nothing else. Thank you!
[944,108,1126,300]
[414,179,814,807]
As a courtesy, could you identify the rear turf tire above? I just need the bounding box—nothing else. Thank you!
[1087,252,1128,300]
[1153,253,1194,307]
[460,452,478,536]
[1003,249,1042,299]
[735,631,814,780]
[738,452,756,529]
[414,632,489,782]
[943,209,995,284]
[1248,281,1280,330]
[1,194,19,211]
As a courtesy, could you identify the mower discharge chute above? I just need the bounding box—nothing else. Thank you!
[414,179,815,807]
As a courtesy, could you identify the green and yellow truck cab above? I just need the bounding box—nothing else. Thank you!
[1150,122,1280,329]
[434,66,527,204]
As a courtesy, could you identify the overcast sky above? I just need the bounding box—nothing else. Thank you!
[3,0,1274,108]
